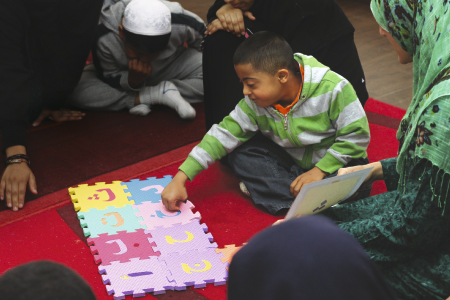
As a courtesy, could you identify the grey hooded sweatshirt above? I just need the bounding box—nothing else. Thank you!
[94,0,205,91]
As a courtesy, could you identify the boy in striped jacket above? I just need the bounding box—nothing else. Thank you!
[162,31,370,215]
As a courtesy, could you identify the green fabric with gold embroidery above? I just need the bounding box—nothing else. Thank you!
[321,1,450,298]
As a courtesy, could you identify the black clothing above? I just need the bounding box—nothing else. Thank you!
[203,0,368,130]
[0,0,102,152]
[207,0,355,53]
[228,215,397,300]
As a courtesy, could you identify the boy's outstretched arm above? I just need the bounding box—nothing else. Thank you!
[161,171,189,211]
[290,167,327,197]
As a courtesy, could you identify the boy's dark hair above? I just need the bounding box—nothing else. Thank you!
[123,28,171,54]
[233,31,297,75]
[0,261,96,300]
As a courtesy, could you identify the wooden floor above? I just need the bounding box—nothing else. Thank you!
[337,0,413,110]
[179,0,413,110]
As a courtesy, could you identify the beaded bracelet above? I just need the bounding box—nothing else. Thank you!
[5,154,30,166]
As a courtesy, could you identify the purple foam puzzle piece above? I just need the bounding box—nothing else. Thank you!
[87,229,160,265]
[134,200,201,230]
[159,248,228,290]
[121,176,173,205]
[99,257,174,299]
[147,219,217,255]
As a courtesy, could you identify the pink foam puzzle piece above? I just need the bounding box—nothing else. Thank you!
[134,200,201,230]
[99,257,174,299]
[87,229,160,265]
[147,219,217,255]
[159,248,228,290]
[215,244,244,266]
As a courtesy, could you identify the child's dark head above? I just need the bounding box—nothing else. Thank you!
[233,31,300,107]
[119,0,172,62]
[233,31,297,75]
[0,261,96,300]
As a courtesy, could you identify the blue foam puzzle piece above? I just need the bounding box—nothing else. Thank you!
[122,176,173,205]
[78,205,146,238]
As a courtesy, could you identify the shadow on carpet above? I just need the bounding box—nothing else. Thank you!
[0,103,206,212]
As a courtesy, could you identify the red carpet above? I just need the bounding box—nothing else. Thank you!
[0,103,206,214]
[0,98,404,300]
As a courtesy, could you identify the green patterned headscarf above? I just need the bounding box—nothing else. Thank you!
[371,0,450,208]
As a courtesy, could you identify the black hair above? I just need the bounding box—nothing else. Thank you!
[123,28,171,54]
[0,261,96,300]
[233,31,297,75]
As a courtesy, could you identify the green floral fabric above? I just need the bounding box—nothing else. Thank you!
[371,0,450,207]
[323,1,450,298]
[323,157,450,299]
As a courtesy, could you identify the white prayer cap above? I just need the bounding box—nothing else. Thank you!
[123,0,171,36]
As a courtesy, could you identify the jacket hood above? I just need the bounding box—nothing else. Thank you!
[293,53,330,102]
[100,0,130,34]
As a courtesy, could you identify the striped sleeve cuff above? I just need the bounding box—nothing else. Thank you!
[178,156,206,181]
[315,152,346,174]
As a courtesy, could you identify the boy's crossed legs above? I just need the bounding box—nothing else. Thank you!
[228,133,370,215]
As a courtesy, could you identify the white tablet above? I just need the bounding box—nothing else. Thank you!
[285,167,373,220]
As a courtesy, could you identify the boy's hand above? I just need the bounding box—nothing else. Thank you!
[290,167,327,197]
[215,4,255,37]
[128,59,152,88]
[161,171,189,211]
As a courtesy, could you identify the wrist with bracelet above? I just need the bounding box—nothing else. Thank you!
[5,154,30,167]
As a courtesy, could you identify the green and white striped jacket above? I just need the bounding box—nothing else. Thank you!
[180,53,370,180]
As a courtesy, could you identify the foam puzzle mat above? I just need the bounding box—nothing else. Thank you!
[68,176,237,299]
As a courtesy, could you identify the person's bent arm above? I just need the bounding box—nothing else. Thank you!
[206,3,255,36]
[0,1,39,211]
[96,39,146,91]
[216,4,246,35]
[180,10,206,50]
[379,157,398,191]
[337,161,384,187]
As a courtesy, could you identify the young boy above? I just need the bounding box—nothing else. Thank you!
[162,31,370,214]
[69,0,205,119]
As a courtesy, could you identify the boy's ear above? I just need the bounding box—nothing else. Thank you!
[277,69,289,83]
[118,25,125,40]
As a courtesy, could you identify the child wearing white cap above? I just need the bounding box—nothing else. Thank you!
[69,0,205,119]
